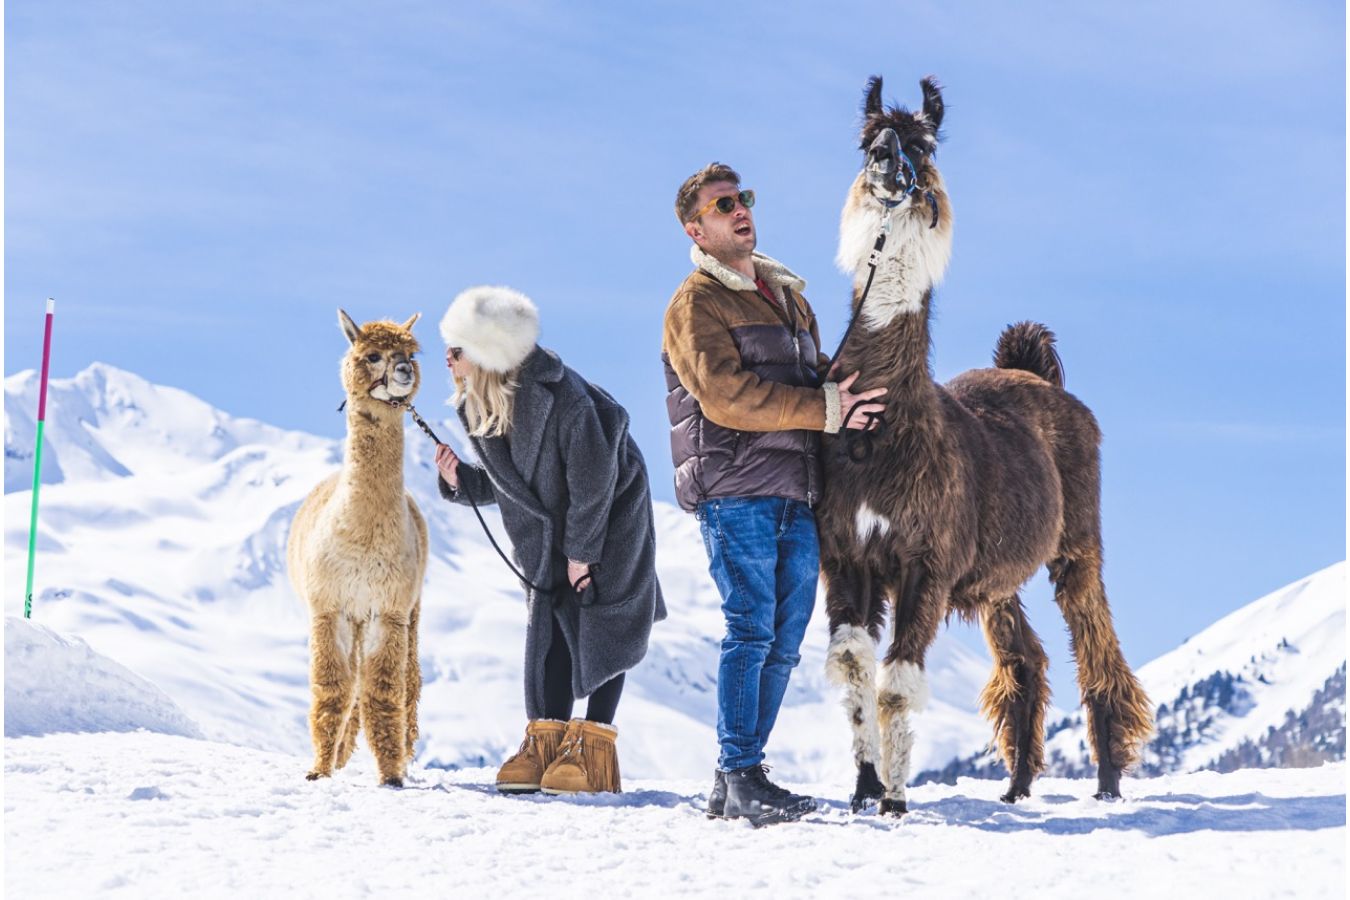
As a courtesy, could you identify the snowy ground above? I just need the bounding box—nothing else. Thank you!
[4,731,1344,899]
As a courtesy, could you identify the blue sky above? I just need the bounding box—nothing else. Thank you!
[5,1,1345,704]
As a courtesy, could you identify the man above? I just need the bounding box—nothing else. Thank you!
[662,162,887,826]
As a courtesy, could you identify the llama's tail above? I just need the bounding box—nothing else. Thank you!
[994,321,1064,388]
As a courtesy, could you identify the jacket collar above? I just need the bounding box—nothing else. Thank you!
[509,346,564,482]
[690,245,806,297]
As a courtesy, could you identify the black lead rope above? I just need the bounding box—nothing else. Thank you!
[403,405,551,595]
[827,209,894,463]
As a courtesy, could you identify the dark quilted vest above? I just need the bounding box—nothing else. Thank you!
[662,285,823,512]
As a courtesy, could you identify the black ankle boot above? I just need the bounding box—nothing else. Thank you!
[706,769,727,819]
[722,765,808,827]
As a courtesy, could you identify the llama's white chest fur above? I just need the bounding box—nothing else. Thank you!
[836,184,952,331]
[855,503,893,544]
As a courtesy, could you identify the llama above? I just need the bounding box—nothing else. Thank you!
[819,76,1153,816]
[287,310,429,787]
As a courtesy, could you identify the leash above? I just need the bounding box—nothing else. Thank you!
[336,394,551,595]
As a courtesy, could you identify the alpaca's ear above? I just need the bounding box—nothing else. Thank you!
[338,309,362,345]
[401,313,421,331]
[863,75,884,117]
[920,77,944,131]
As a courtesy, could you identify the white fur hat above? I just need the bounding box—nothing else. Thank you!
[439,285,540,373]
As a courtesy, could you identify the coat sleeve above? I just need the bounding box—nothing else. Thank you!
[663,290,827,432]
[559,400,620,565]
[437,462,497,507]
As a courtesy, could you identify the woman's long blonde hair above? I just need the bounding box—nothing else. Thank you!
[453,363,519,438]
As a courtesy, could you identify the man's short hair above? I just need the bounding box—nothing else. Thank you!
[675,162,741,224]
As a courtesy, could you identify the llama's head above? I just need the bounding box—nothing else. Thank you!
[837,75,953,299]
[856,75,945,213]
[337,310,422,409]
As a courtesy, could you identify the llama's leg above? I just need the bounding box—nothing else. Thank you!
[1048,552,1153,799]
[360,612,411,787]
[979,593,1050,803]
[822,556,885,812]
[306,613,357,780]
[876,564,945,816]
[333,618,365,770]
[404,598,422,762]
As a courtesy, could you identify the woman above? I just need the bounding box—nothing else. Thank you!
[433,285,665,795]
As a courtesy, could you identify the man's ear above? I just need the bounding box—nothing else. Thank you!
[684,220,703,243]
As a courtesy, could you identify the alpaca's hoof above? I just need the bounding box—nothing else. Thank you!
[305,771,329,781]
[878,798,908,817]
[1093,790,1121,801]
[1000,786,1031,804]
[381,776,404,789]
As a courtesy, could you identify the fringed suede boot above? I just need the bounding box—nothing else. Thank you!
[539,718,621,794]
[495,719,567,794]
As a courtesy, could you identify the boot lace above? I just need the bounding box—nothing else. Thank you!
[752,765,801,802]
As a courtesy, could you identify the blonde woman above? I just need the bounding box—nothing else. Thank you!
[434,286,665,795]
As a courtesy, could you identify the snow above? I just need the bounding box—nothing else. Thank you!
[3,362,1346,897]
[5,731,1344,898]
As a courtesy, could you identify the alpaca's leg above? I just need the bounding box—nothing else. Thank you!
[822,556,886,812]
[360,613,410,787]
[1048,551,1153,799]
[404,598,422,762]
[979,593,1050,803]
[334,618,365,770]
[876,564,945,816]
[307,613,357,780]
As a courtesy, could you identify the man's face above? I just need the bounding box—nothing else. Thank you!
[684,181,755,259]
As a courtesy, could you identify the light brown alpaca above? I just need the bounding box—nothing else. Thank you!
[287,310,429,787]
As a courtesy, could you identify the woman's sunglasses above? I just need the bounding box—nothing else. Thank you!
[693,189,755,219]
[448,347,464,362]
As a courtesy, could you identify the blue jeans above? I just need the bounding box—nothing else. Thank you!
[697,496,819,771]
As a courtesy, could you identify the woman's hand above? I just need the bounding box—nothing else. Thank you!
[567,559,592,591]
[434,443,460,488]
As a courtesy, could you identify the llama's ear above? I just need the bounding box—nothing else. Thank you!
[338,308,362,345]
[863,75,884,117]
[920,76,944,131]
[401,313,421,331]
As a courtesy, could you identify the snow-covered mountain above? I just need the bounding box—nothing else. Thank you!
[918,562,1347,784]
[3,363,993,783]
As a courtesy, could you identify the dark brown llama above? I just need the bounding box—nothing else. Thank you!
[819,76,1153,816]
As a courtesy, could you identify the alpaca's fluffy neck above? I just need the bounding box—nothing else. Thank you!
[339,406,406,513]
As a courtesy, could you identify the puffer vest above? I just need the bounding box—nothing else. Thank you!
[662,276,824,512]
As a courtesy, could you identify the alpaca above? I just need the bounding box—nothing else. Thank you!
[287,310,429,787]
[819,76,1153,816]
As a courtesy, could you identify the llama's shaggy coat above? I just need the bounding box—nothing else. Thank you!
[818,76,1152,813]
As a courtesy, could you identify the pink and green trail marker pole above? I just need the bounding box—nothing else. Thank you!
[24,298,56,619]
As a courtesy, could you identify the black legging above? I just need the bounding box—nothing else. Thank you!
[542,614,625,724]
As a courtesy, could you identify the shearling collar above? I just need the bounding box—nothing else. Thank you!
[690,245,806,296]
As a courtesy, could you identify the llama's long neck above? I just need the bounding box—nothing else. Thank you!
[835,177,954,435]
[338,406,406,516]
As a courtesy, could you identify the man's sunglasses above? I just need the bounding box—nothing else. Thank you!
[693,189,755,219]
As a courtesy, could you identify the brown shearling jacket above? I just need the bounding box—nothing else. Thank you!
[661,247,841,512]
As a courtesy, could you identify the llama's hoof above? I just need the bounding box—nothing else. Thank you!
[878,798,908,817]
[999,786,1031,804]
[305,771,329,781]
[380,776,405,789]
[850,762,885,813]
[1093,790,1121,801]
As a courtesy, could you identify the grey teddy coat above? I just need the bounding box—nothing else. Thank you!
[438,346,666,718]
